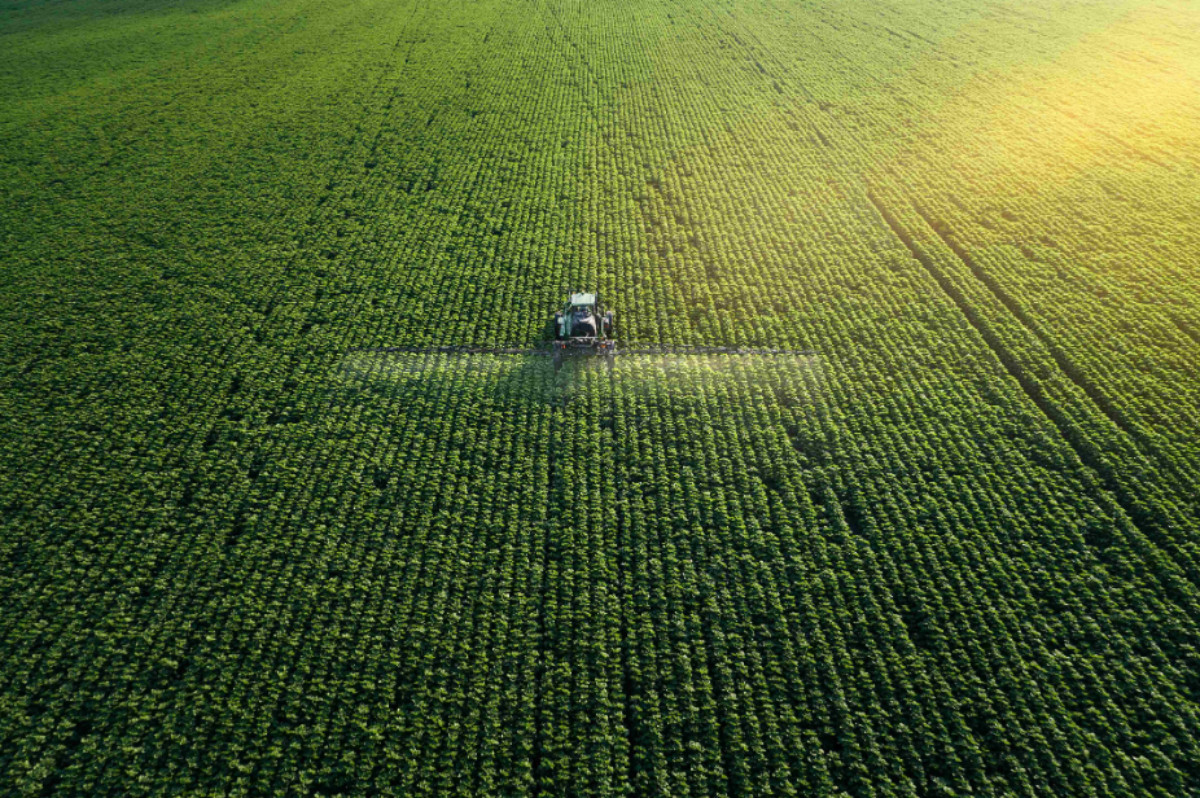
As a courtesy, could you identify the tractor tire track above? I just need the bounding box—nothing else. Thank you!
[867,189,1200,596]
[910,201,1200,500]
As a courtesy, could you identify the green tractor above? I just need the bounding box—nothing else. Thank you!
[553,292,615,367]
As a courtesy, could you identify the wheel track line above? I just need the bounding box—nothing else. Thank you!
[907,199,1200,507]
[860,189,1074,456]
[866,190,1200,587]
[910,203,1149,447]
[1172,317,1200,351]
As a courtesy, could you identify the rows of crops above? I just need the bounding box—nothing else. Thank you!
[3,0,1199,794]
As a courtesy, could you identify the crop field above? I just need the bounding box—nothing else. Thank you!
[3,0,1200,794]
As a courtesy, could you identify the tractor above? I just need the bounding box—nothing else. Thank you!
[553,292,615,367]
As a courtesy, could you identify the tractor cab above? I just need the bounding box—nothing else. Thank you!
[555,292,613,341]
[552,291,615,366]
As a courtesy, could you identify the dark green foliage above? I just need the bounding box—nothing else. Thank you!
[2,0,1199,795]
